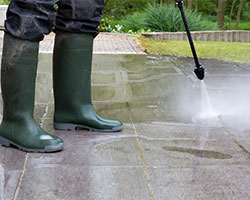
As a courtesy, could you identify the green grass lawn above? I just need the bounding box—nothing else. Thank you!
[138,37,250,63]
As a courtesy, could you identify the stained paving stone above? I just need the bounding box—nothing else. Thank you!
[0,54,250,200]
[0,148,26,200]
[17,166,150,200]
[3,170,22,200]
[0,145,27,172]
[26,125,141,168]
[147,166,250,200]
[0,165,3,200]
[135,123,249,167]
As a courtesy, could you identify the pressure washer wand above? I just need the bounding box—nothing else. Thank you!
[175,0,205,80]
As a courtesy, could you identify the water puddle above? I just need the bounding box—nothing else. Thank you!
[163,146,232,159]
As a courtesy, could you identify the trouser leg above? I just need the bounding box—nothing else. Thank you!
[55,0,104,37]
[5,0,57,41]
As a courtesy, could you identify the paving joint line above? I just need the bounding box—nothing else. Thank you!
[217,117,250,157]
[129,115,155,200]
[39,88,53,127]
[119,62,154,200]
[13,153,29,200]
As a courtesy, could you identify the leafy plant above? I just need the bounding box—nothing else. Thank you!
[119,12,147,32]
[120,4,217,33]
[98,17,113,32]
[98,17,125,33]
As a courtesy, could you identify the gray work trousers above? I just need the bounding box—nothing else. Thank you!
[5,0,104,41]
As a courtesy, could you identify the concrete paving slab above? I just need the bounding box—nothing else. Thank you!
[0,149,26,171]
[16,166,150,200]
[3,170,22,200]
[0,149,27,200]
[136,124,248,167]
[148,166,250,200]
[26,128,141,168]
[228,129,250,153]
[0,165,3,200]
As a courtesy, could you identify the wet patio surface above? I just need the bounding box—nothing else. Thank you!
[0,54,250,200]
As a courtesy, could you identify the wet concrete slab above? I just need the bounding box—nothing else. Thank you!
[136,124,248,167]
[17,166,150,200]
[0,54,250,199]
[147,166,250,200]
[26,127,141,168]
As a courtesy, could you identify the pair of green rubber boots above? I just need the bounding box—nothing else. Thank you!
[0,32,123,153]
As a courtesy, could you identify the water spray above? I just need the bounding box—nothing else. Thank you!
[175,0,205,80]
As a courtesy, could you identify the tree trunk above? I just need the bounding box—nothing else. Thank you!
[229,0,237,30]
[234,0,245,29]
[188,0,193,10]
[217,0,226,30]
[195,0,198,11]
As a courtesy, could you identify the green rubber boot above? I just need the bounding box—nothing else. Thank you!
[0,34,64,152]
[53,32,123,132]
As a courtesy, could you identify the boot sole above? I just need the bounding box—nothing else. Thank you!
[54,122,123,132]
[0,136,64,153]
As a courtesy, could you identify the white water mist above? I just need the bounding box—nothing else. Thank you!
[200,80,217,118]
[191,80,219,128]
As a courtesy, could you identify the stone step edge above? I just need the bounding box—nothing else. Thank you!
[142,31,250,43]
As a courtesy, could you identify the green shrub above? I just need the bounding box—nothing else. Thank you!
[119,12,147,32]
[98,18,113,32]
[236,22,250,30]
[120,4,217,33]
[201,14,217,22]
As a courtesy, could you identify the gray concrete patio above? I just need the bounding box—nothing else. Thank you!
[0,36,249,199]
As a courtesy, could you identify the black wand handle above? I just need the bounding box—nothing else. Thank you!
[175,0,205,80]
[176,1,200,67]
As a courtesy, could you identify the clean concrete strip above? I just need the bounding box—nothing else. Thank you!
[0,165,4,200]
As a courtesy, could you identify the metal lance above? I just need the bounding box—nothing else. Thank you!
[175,0,205,80]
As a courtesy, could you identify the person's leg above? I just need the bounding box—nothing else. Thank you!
[53,0,123,132]
[55,0,103,37]
[0,0,64,152]
[5,0,58,41]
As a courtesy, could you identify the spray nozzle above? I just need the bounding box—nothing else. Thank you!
[194,65,205,80]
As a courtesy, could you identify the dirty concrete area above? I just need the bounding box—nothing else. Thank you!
[0,54,249,200]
